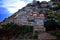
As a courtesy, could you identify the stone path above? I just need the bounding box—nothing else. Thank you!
[38,32,57,40]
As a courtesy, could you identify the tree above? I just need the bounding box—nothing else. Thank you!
[1,23,34,39]
[2,22,21,36]
[48,30,60,40]
[44,20,59,31]
[50,4,60,11]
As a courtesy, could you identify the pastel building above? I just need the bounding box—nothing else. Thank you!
[34,13,45,32]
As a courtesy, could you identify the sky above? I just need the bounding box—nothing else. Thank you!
[0,0,50,22]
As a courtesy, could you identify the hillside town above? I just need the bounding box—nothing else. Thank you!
[1,0,60,25]
[0,0,60,40]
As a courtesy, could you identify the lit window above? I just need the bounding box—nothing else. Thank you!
[30,13,32,16]
[33,14,37,16]
[40,14,44,17]
[14,15,18,18]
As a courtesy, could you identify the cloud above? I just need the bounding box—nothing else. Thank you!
[1,0,28,14]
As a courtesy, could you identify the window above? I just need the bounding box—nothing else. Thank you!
[36,20,44,25]
[33,14,37,16]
